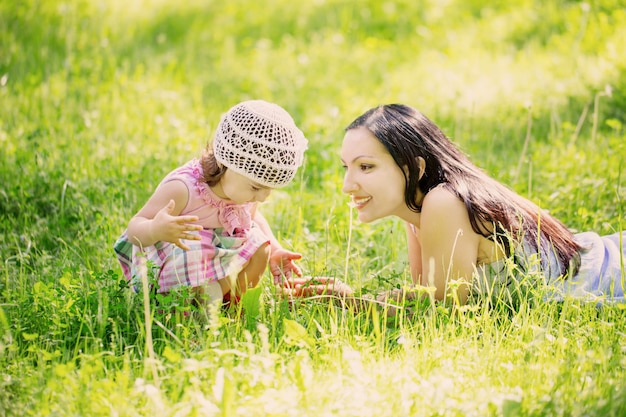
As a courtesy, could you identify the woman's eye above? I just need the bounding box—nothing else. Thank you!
[360,164,373,171]
[251,186,261,191]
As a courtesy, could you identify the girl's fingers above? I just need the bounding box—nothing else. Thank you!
[176,240,191,251]
[182,233,201,241]
[181,216,200,223]
[287,252,303,260]
[291,263,303,277]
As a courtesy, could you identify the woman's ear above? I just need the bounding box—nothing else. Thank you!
[402,157,426,181]
[417,156,426,181]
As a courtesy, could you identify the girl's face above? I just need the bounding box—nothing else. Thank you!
[214,169,272,204]
[341,127,407,223]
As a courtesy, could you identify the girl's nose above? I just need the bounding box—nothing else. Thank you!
[257,188,272,202]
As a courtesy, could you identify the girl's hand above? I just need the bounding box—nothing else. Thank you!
[151,200,202,250]
[269,247,303,283]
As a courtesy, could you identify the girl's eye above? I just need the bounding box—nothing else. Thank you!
[360,164,373,171]
[251,186,261,191]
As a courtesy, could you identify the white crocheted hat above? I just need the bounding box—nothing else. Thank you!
[213,100,308,188]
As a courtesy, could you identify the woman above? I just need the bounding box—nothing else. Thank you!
[340,104,625,305]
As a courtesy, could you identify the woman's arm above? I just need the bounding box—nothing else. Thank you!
[126,180,201,250]
[405,221,423,286]
[419,187,481,303]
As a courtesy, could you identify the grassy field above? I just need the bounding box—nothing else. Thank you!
[1,0,626,415]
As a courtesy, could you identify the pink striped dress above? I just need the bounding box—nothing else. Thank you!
[114,159,270,293]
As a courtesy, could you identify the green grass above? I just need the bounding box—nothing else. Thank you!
[1,0,626,415]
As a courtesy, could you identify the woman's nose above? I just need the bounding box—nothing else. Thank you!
[342,173,357,194]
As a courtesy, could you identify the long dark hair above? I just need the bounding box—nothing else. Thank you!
[346,104,581,277]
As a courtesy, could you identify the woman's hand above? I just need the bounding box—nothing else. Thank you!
[374,287,426,317]
[279,276,354,298]
[149,200,202,250]
[376,287,419,304]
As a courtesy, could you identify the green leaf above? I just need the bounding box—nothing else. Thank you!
[241,285,263,321]
[21,332,39,341]
[282,318,315,349]
[161,345,182,363]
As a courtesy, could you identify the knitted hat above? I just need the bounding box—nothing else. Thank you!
[213,100,308,188]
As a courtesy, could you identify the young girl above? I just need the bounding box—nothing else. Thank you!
[114,100,308,309]
[341,104,625,305]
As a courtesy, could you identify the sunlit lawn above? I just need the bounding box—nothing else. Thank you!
[1,0,625,415]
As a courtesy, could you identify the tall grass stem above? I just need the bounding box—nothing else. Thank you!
[514,105,533,185]
[139,261,159,385]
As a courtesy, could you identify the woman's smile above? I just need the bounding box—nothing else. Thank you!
[350,196,372,209]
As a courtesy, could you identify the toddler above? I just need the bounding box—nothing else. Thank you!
[114,100,308,309]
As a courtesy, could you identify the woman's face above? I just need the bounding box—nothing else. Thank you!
[341,127,407,223]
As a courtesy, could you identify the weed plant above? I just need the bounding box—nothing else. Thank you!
[1,0,625,415]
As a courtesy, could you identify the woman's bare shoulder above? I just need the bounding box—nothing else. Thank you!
[420,186,473,232]
[422,186,463,210]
